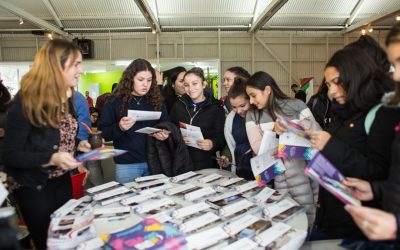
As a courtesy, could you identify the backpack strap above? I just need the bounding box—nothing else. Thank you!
[364,103,383,135]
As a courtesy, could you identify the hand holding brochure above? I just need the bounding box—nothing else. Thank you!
[277,117,311,140]
[305,152,360,206]
[135,127,163,134]
[179,122,204,149]
[75,147,127,163]
[251,148,285,187]
[276,132,314,160]
[127,109,161,121]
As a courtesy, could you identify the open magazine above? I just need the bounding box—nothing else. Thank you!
[305,152,361,206]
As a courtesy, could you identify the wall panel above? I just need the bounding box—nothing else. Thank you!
[0,31,347,95]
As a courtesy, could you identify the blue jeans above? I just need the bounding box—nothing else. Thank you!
[115,162,148,184]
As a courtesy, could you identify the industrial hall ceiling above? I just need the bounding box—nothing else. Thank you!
[0,0,399,37]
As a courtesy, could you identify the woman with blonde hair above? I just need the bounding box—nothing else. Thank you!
[3,39,91,249]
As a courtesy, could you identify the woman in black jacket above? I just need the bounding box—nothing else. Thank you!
[307,47,396,240]
[3,39,91,249]
[154,67,226,170]
[0,80,11,170]
[343,24,400,247]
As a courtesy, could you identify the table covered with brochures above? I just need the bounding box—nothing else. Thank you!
[48,169,308,250]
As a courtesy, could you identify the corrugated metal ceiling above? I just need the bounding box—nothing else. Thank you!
[0,0,398,35]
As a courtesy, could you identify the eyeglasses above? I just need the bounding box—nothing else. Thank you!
[91,114,98,118]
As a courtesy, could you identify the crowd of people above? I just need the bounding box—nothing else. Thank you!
[0,23,400,249]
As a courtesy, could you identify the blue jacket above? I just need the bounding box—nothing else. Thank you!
[74,91,91,140]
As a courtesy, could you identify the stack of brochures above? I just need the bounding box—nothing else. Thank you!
[47,196,96,250]
[50,171,309,250]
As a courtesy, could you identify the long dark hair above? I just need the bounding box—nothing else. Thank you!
[246,71,290,122]
[227,77,249,100]
[0,80,11,112]
[225,66,251,79]
[162,66,186,110]
[325,47,394,113]
[385,24,400,105]
[113,58,162,114]
[345,35,391,73]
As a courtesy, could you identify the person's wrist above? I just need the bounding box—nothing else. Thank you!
[395,214,400,240]
[43,153,56,167]
[119,124,125,132]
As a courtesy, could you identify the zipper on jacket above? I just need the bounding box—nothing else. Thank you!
[180,99,203,125]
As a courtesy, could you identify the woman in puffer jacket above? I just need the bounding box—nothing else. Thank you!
[245,71,320,227]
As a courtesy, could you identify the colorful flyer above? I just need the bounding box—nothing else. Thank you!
[76,147,127,163]
[179,122,204,149]
[101,218,187,250]
[251,148,285,187]
[276,132,314,160]
[305,167,360,206]
[305,153,360,206]
[307,152,345,182]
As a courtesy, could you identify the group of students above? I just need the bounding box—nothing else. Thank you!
[1,23,400,249]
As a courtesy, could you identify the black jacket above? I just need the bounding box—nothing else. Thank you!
[384,130,400,214]
[315,105,400,239]
[307,94,331,129]
[98,95,169,164]
[295,90,306,103]
[169,94,226,170]
[3,94,77,190]
[147,121,194,176]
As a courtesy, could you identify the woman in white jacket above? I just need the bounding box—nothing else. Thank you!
[221,77,253,180]
[245,71,320,227]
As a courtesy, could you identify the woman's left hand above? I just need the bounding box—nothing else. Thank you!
[197,139,213,151]
[342,177,374,201]
[77,140,92,152]
[151,130,170,141]
[345,205,397,240]
[308,130,331,151]
[77,165,90,186]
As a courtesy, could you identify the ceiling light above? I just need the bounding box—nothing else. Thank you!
[396,15,400,21]
[361,29,366,35]
[152,29,156,34]
[19,17,23,25]
[368,27,373,33]
[47,33,53,40]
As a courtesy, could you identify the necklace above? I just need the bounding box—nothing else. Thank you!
[133,96,143,105]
